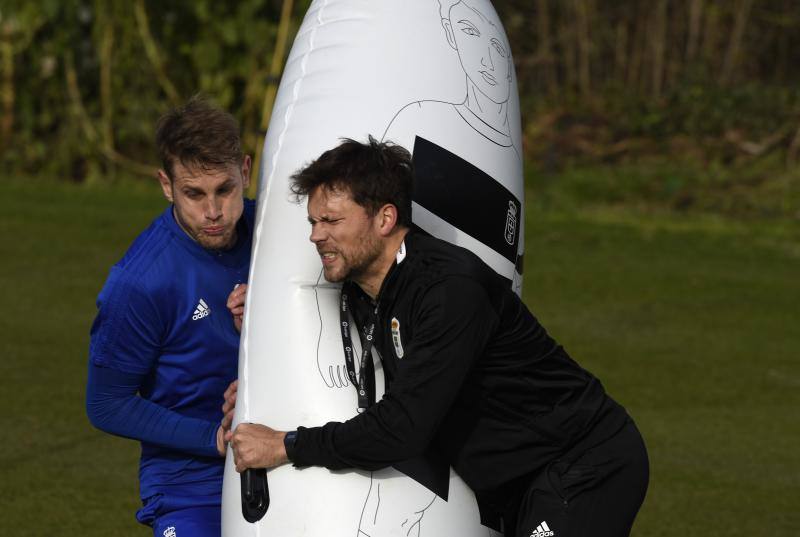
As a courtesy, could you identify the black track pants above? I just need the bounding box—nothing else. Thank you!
[506,419,649,537]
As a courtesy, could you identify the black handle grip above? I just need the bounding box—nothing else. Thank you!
[241,468,269,523]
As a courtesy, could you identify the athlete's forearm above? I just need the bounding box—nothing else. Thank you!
[86,362,219,458]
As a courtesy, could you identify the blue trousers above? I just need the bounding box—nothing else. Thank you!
[138,493,221,537]
[152,505,220,537]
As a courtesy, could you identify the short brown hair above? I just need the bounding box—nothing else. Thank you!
[155,96,243,180]
[290,136,414,228]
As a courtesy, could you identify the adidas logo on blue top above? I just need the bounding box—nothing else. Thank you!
[192,298,210,321]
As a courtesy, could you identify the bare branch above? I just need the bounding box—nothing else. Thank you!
[133,0,181,106]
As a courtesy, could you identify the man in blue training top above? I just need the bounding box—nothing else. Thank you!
[86,97,254,536]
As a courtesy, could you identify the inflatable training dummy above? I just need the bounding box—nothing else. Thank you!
[222,1,523,535]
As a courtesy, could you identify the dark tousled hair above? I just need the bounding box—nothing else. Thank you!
[155,96,243,180]
[290,136,414,228]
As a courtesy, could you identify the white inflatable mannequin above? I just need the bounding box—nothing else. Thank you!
[222,2,523,535]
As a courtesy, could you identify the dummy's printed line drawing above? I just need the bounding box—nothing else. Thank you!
[357,478,437,537]
[382,0,524,294]
[382,0,520,161]
[315,268,349,388]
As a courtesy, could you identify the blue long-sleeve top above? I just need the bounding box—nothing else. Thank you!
[86,200,254,502]
[86,364,220,457]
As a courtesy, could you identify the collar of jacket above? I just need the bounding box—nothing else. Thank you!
[349,230,418,309]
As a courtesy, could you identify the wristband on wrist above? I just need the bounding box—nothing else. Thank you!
[284,430,298,460]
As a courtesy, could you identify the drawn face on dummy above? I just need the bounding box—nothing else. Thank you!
[158,157,251,251]
[307,186,384,287]
[442,0,512,105]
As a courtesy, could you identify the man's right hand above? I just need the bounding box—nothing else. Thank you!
[228,423,289,472]
[227,284,248,333]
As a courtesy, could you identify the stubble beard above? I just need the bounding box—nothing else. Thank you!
[195,229,237,251]
[323,232,382,285]
[174,207,237,251]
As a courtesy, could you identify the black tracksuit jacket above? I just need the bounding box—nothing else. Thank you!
[290,232,628,509]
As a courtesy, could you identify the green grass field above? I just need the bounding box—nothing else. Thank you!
[1,179,798,536]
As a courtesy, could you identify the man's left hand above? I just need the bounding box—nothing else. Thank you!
[221,379,238,432]
[228,423,289,472]
[227,284,248,333]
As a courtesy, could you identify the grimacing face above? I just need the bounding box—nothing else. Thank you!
[307,186,383,285]
[158,157,251,251]
[448,0,512,105]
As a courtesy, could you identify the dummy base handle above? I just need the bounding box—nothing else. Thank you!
[241,468,269,523]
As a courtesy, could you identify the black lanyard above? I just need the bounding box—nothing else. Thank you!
[340,283,377,412]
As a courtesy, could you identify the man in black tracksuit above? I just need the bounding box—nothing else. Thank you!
[228,137,649,537]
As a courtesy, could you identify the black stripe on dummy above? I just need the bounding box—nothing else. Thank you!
[412,136,521,265]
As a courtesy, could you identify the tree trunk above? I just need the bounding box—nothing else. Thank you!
[0,27,13,153]
[665,2,684,93]
[560,11,577,94]
[720,0,755,85]
[574,0,592,97]
[251,0,295,197]
[702,4,721,72]
[651,0,668,98]
[241,63,269,158]
[686,0,704,61]
[536,0,558,96]
[614,18,628,84]
[98,6,115,161]
[133,0,181,106]
[627,3,648,90]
